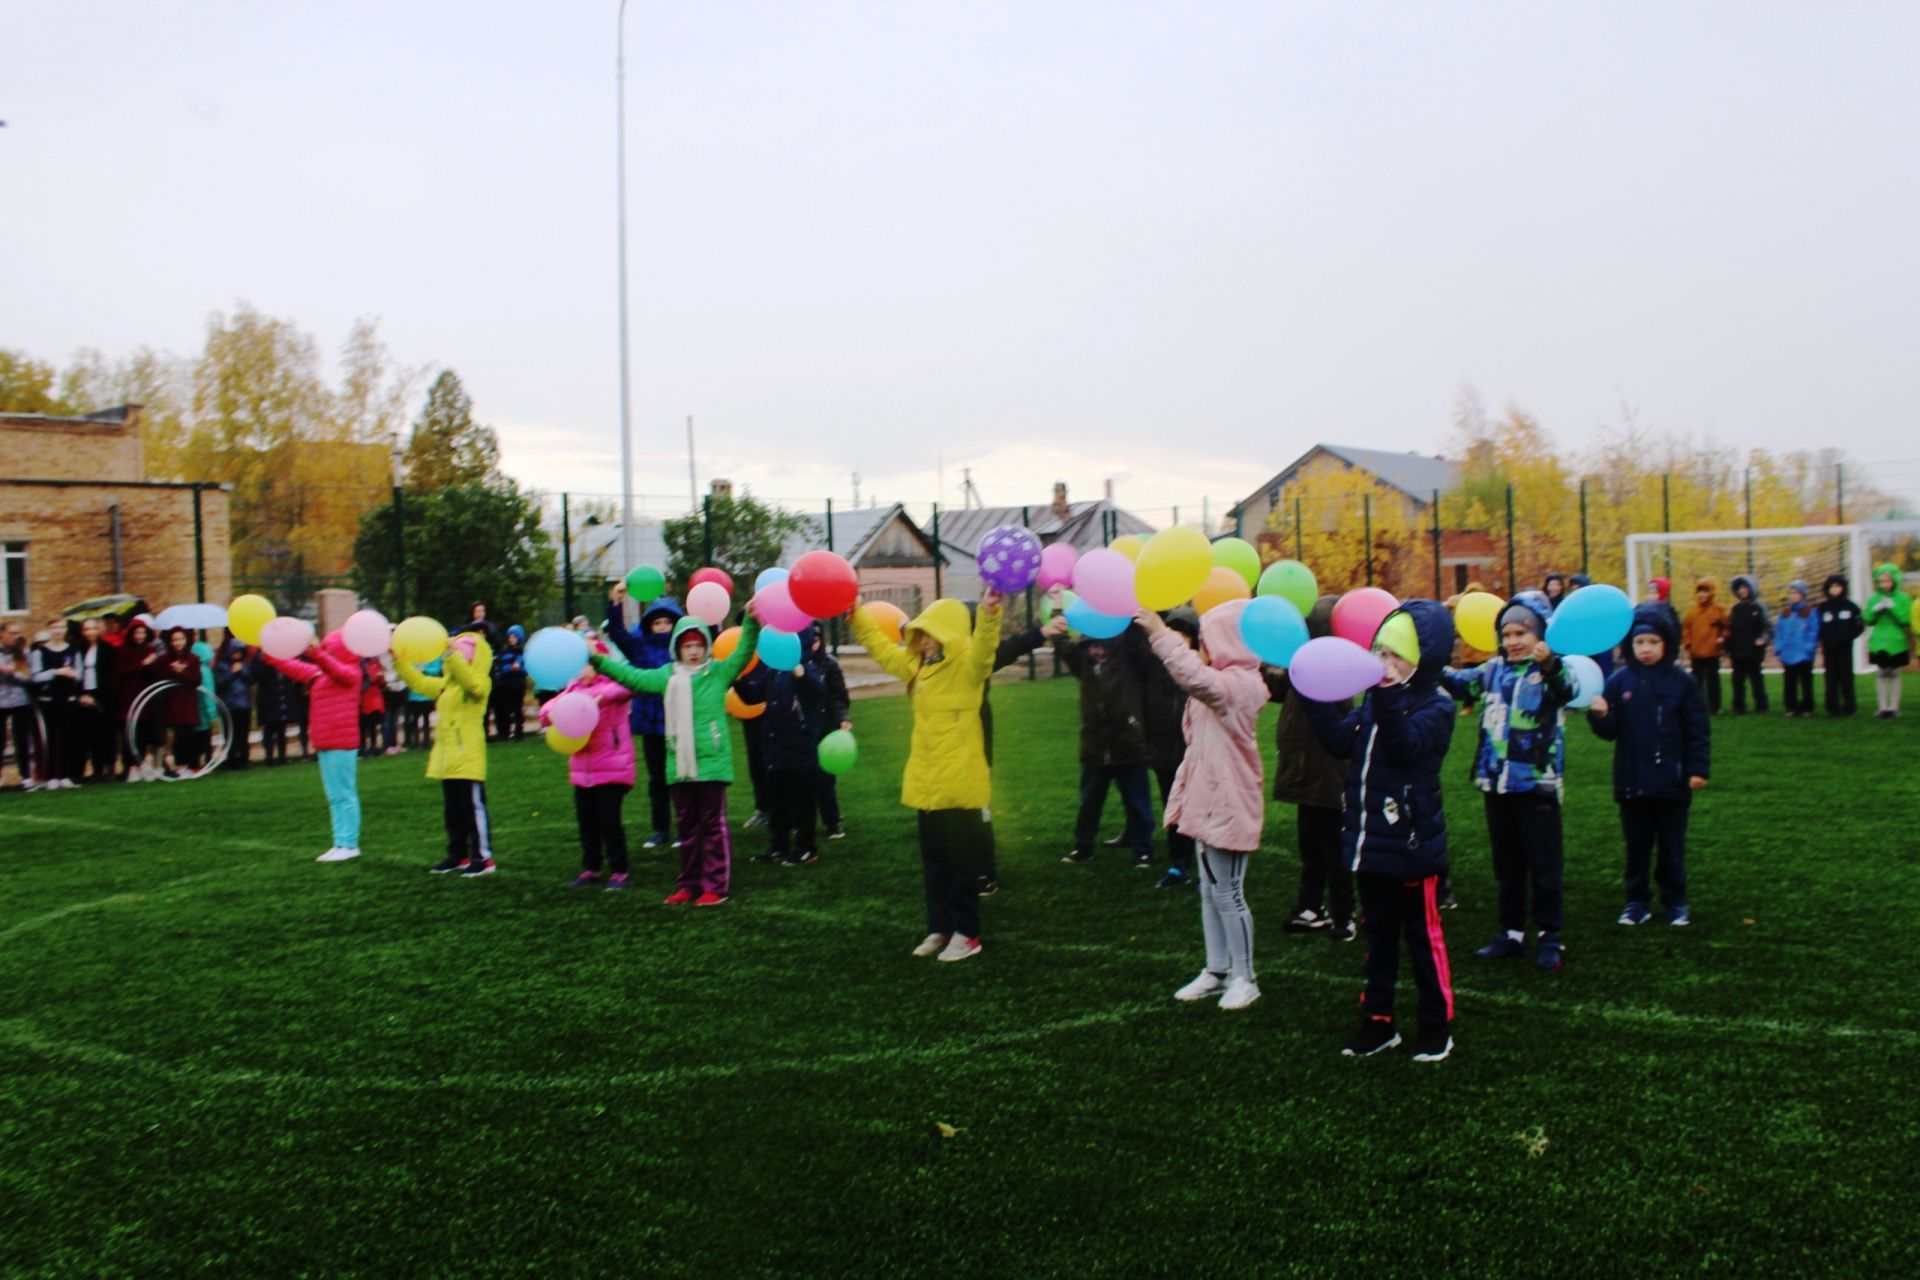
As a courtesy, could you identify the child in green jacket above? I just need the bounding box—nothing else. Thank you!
[397,626,496,876]
[1865,564,1912,719]
[592,612,760,905]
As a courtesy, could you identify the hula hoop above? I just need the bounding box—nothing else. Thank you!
[124,681,233,782]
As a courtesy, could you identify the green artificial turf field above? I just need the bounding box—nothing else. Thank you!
[4,675,1917,1276]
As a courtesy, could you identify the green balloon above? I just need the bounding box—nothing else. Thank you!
[1256,559,1318,615]
[1212,537,1262,591]
[625,565,666,604]
[1039,588,1078,624]
[817,728,859,776]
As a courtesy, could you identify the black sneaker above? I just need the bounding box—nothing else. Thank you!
[1328,919,1357,943]
[1133,851,1154,869]
[827,823,846,840]
[460,859,497,878]
[782,850,818,866]
[1155,866,1190,889]
[428,855,466,874]
[977,876,998,897]
[751,850,783,864]
[1437,889,1459,911]
[1411,1023,1453,1062]
[1284,908,1329,933]
[1342,1017,1401,1057]
[1061,848,1094,864]
[1102,832,1128,847]
[742,810,768,829]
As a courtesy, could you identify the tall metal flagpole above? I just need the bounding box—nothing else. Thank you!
[615,0,638,574]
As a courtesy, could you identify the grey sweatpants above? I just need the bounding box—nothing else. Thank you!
[1197,843,1254,981]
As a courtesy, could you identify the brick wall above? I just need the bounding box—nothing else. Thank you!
[0,482,232,620]
[0,409,145,482]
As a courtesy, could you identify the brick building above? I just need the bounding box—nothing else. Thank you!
[0,406,232,623]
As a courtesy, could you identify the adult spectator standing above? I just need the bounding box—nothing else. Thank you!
[215,630,257,769]
[0,622,37,787]
[28,617,83,788]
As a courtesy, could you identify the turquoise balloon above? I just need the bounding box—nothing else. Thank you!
[1241,595,1309,667]
[1563,654,1604,708]
[757,627,801,670]
[1065,598,1130,639]
[817,728,858,776]
[1544,584,1632,656]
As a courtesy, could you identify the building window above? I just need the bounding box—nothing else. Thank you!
[1267,487,1280,507]
[1,542,26,614]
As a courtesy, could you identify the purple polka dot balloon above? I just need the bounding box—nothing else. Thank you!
[977,525,1043,593]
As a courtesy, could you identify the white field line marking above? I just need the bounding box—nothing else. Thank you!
[9,812,287,855]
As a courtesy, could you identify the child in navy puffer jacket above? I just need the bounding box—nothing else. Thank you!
[604,585,684,847]
[1586,603,1711,927]
[734,622,829,865]
[1304,600,1458,1063]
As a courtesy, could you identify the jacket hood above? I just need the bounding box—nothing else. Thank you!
[1873,563,1902,591]
[641,596,686,629]
[1542,571,1566,592]
[1305,595,1338,640]
[1629,601,1681,666]
[1651,577,1671,601]
[668,614,715,661]
[801,620,826,653]
[1569,574,1592,589]
[505,624,526,643]
[321,630,353,661]
[1694,578,1717,603]
[906,598,972,659]
[1381,600,1453,688]
[1197,598,1259,670]
[1825,573,1850,594]
[1731,574,1758,600]
[1788,579,1809,598]
[1500,589,1554,639]
[1164,606,1200,642]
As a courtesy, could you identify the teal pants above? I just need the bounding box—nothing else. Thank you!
[318,749,361,848]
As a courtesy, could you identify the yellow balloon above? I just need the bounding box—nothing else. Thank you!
[1454,591,1505,653]
[1109,534,1144,562]
[227,594,276,645]
[545,726,589,756]
[1134,527,1213,611]
[392,615,450,665]
[1193,565,1252,615]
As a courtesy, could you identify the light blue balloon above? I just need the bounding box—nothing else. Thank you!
[754,566,789,593]
[1065,598,1130,640]
[1544,584,1633,656]
[525,626,589,691]
[757,627,802,671]
[1241,595,1310,667]
[1563,654,1604,708]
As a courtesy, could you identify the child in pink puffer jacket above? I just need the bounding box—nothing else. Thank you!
[541,669,637,890]
[1138,598,1270,1012]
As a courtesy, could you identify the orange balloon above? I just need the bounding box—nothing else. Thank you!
[861,600,908,645]
[1193,565,1253,615]
[711,625,758,675]
[725,687,764,720]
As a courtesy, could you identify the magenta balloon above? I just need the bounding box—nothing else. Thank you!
[547,690,599,739]
[1072,548,1139,616]
[1036,542,1079,591]
[1288,636,1386,702]
[753,579,815,633]
[1331,587,1399,648]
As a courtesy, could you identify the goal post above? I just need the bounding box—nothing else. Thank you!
[1624,525,1871,667]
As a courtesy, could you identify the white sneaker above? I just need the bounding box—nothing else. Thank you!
[1219,977,1262,1011]
[1173,970,1226,1002]
[936,935,982,963]
[912,933,951,958]
[316,847,361,863]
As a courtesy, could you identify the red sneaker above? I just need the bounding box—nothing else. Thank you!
[663,889,696,905]
[693,892,728,907]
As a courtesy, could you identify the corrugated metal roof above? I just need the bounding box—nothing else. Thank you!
[932,501,1156,557]
[1231,443,1460,515]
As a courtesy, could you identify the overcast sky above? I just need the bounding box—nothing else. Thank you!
[5,0,1917,517]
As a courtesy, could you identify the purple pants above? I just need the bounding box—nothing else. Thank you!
[672,781,732,897]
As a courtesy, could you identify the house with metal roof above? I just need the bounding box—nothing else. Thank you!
[931,482,1156,603]
[1228,445,1461,539]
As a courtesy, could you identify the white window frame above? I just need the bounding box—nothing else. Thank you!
[0,539,27,615]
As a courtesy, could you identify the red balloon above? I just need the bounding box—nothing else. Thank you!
[787,550,858,619]
[688,567,734,595]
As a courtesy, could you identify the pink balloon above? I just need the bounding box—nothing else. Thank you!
[1072,548,1139,617]
[752,579,815,633]
[1288,636,1386,702]
[1331,587,1399,648]
[547,690,599,739]
[1036,542,1079,591]
[686,581,731,627]
[341,609,391,658]
[259,616,315,661]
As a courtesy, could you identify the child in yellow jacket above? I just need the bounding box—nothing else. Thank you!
[849,589,1003,962]
[397,626,496,876]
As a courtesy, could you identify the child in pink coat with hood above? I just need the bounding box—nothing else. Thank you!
[1138,598,1269,1011]
[541,664,638,891]
[263,630,366,864]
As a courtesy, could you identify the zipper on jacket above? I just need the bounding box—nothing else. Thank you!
[1354,722,1379,869]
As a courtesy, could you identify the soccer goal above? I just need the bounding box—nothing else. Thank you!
[1625,524,1885,665]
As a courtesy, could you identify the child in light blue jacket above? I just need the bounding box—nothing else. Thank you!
[1773,580,1819,717]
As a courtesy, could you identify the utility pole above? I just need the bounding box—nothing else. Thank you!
[614,0,639,573]
[686,415,697,513]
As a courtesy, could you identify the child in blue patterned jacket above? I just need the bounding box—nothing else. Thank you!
[1440,591,1576,971]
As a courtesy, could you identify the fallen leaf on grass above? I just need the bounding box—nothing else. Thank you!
[1512,1126,1549,1158]
[1742,918,1756,925]
[934,1122,966,1139]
